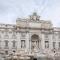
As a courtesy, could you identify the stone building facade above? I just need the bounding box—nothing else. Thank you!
[0,12,60,57]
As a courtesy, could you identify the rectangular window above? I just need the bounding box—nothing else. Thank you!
[12,41,16,47]
[59,42,60,48]
[0,41,1,48]
[45,41,49,48]
[58,32,60,38]
[21,40,25,48]
[5,40,8,47]
[5,51,8,55]
[53,42,56,49]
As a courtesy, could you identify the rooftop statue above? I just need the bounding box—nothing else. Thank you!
[30,12,40,21]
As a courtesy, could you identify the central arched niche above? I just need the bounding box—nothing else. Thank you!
[31,34,39,51]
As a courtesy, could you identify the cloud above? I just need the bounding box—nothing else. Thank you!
[0,0,60,27]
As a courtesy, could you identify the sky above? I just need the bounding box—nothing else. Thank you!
[0,0,60,27]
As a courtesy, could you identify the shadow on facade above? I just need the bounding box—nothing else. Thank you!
[33,58,37,60]
[32,57,53,60]
[34,57,60,60]
[3,57,60,60]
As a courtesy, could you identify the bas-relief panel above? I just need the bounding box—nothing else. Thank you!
[29,29,41,33]
[16,19,52,29]
[41,23,52,29]
[16,21,27,27]
[29,22,41,28]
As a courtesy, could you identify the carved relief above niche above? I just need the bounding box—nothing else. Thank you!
[21,32,26,39]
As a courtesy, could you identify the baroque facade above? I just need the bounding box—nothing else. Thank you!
[0,12,60,59]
